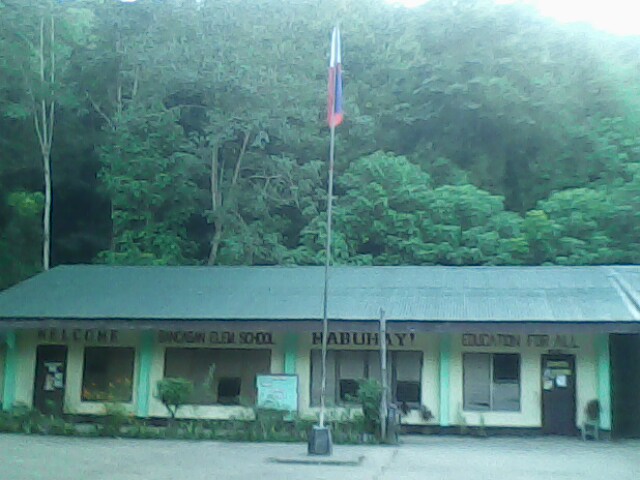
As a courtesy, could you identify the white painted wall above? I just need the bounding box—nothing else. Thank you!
[449,333,598,428]
[147,332,286,419]
[295,332,440,425]
[14,329,140,415]
[8,329,601,429]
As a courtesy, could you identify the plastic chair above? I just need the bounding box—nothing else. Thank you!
[581,400,600,441]
[581,418,599,440]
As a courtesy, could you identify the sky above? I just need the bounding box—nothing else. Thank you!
[386,0,640,36]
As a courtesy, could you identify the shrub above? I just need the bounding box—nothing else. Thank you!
[156,378,194,418]
[355,379,383,437]
[100,403,131,437]
[254,408,286,440]
[7,405,46,434]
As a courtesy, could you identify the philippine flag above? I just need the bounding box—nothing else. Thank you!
[327,26,344,128]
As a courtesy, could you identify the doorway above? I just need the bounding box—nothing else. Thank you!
[541,354,576,435]
[611,334,640,438]
[33,345,68,414]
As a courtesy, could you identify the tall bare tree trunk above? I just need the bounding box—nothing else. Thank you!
[33,15,55,271]
[42,151,52,270]
[208,224,223,266]
[207,132,250,265]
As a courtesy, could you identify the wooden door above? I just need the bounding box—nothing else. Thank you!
[541,354,576,435]
[33,345,68,415]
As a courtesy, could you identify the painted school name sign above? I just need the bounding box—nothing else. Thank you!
[158,330,275,345]
[462,333,579,349]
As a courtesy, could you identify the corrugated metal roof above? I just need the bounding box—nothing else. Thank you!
[0,265,639,323]
[609,266,640,319]
[613,266,640,293]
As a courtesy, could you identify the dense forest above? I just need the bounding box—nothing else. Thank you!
[1,0,640,289]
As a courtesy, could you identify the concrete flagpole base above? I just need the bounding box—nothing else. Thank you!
[308,425,333,456]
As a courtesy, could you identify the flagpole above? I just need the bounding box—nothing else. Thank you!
[379,308,388,442]
[319,123,336,428]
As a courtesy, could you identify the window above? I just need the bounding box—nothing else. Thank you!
[337,350,369,401]
[82,347,134,402]
[393,351,422,406]
[339,379,359,401]
[311,350,374,405]
[164,348,270,405]
[310,350,422,406]
[217,377,241,405]
[463,353,520,412]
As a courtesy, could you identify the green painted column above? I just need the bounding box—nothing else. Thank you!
[2,331,17,411]
[283,333,298,375]
[135,331,155,418]
[596,334,612,431]
[439,334,451,427]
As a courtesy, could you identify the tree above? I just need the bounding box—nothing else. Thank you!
[0,192,43,289]
[608,168,640,263]
[173,0,330,265]
[297,151,527,266]
[538,188,621,265]
[522,210,557,265]
[1,0,640,281]
[156,377,194,419]
[32,12,56,271]
[0,0,91,273]
[0,1,59,271]
[97,107,201,265]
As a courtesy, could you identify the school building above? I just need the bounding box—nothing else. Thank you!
[1,265,639,437]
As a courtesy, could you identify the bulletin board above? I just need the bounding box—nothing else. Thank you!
[256,374,298,412]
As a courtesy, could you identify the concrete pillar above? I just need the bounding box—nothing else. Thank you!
[439,334,451,427]
[2,331,17,411]
[135,331,155,418]
[596,334,612,431]
[284,333,298,375]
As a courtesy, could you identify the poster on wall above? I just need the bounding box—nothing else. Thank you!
[256,375,298,413]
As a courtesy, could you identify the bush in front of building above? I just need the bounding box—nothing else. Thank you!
[156,377,194,419]
[0,405,41,434]
[0,404,75,436]
[99,403,133,437]
[353,379,384,439]
[0,407,373,444]
[0,401,373,444]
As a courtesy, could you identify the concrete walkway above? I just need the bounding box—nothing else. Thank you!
[0,434,638,480]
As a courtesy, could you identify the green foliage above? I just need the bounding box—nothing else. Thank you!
[0,409,371,444]
[221,409,366,443]
[0,404,75,436]
[1,0,640,286]
[304,152,529,266]
[0,192,43,289]
[97,108,201,265]
[156,378,194,419]
[354,378,383,437]
[522,210,556,265]
[0,405,44,434]
[99,403,131,437]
